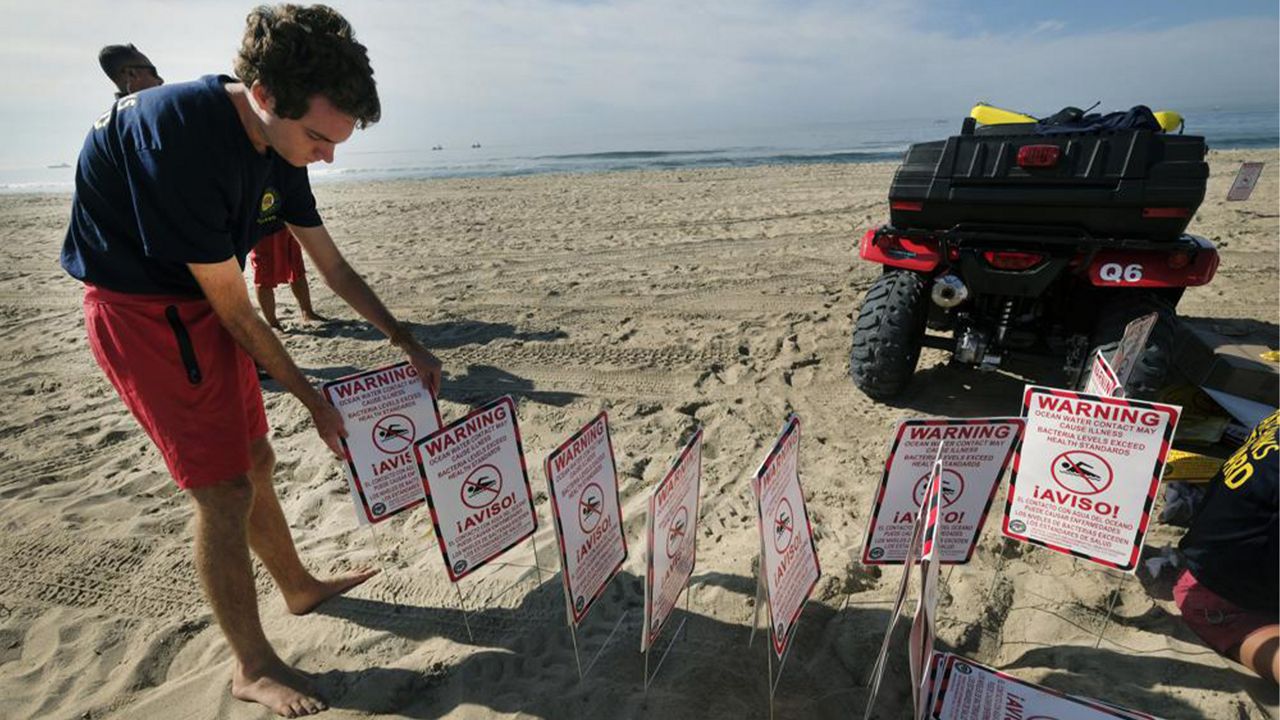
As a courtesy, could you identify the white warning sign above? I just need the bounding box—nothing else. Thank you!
[1084,351,1124,398]
[931,655,1156,719]
[753,414,820,660]
[863,418,1023,565]
[546,412,627,626]
[1108,312,1158,391]
[1003,387,1180,572]
[415,396,537,581]
[1227,161,1265,201]
[323,362,442,525]
[642,428,702,652]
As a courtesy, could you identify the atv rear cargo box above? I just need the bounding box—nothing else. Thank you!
[888,128,1208,239]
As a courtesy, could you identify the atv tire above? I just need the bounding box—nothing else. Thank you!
[1082,292,1177,400]
[850,269,929,399]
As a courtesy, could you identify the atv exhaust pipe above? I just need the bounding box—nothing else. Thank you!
[931,275,969,308]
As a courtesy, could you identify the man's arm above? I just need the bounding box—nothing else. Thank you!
[289,223,442,393]
[188,258,346,456]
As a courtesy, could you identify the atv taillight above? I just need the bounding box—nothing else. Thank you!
[890,200,923,212]
[1167,251,1191,269]
[1142,207,1192,218]
[1016,145,1060,168]
[983,250,1045,270]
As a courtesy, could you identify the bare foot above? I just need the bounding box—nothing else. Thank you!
[266,319,284,331]
[301,311,328,323]
[286,568,380,615]
[232,661,327,717]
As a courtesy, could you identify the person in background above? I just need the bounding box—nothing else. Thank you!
[252,186,326,329]
[64,6,442,716]
[98,43,163,97]
[1175,410,1278,684]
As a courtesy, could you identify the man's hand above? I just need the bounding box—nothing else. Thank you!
[308,400,348,458]
[290,223,445,395]
[404,341,443,396]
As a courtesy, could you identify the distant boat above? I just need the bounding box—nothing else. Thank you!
[47,162,71,169]
[471,143,481,149]
[431,145,443,151]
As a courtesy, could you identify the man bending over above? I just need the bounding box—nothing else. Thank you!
[62,5,441,716]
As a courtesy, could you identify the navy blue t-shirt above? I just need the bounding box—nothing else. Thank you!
[61,75,322,296]
[1180,411,1279,613]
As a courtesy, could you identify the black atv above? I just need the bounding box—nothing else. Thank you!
[849,110,1217,400]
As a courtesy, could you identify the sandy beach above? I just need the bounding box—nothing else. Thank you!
[0,149,1276,719]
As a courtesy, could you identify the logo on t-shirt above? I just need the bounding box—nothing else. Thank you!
[258,187,281,226]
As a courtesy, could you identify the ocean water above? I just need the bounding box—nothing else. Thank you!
[4,107,1275,194]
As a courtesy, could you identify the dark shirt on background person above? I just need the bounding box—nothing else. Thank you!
[1179,411,1279,612]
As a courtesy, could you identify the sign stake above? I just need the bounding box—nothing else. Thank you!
[569,620,584,681]
[453,582,474,642]
[530,532,545,586]
[748,556,765,648]
[1093,571,1128,649]
[569,608,629,682]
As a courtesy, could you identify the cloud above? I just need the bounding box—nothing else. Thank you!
[0,0,1275,167]
[1031,19,1067,35]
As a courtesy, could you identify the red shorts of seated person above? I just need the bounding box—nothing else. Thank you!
[250,227,306,288]
[1174,568,1275,655]
[83,285,268,489]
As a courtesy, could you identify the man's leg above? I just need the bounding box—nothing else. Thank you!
[289,277,326,323]
[1236,624,1280,684]
[256,286,282,330]
[189,476,326,717]
[245,437,377,615]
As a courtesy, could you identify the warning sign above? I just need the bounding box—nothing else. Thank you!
[643,428,702,652]
[1108,313,1158,391]
[1227,161,1265,201]
[931,655,1153,719]
[753,414,820,659]
[545,412,627,626]
[323,362,442,525]
[863,418,1023,565]
[415,396,537,581]
[1084,351,1123,398]
[1003,387,1180,572]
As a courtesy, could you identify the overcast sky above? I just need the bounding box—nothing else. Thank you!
[1,0,1276,168]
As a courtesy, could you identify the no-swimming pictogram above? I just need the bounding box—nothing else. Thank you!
[461,464,503,508]
[372,413,415,454]
[1050,450,1113,495]
[912,469,964,508]
[578,482,604,533]
[666,506,689,559]
[773,498,795,554]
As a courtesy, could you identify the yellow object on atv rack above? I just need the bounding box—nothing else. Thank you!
[969,102,1184,133]
[970,102,1036,126]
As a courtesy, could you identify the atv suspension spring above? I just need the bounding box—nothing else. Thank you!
[996,299,1015,343]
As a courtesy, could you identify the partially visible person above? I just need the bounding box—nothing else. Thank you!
[252,187,326,329]
[98,43,163,97]
[1176,410,1279,684]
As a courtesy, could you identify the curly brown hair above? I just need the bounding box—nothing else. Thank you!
[234,4,380,128]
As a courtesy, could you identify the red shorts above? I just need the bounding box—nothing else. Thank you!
[83,285,268,489]
[250,228,306,288]
[1174,568,1275,655]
